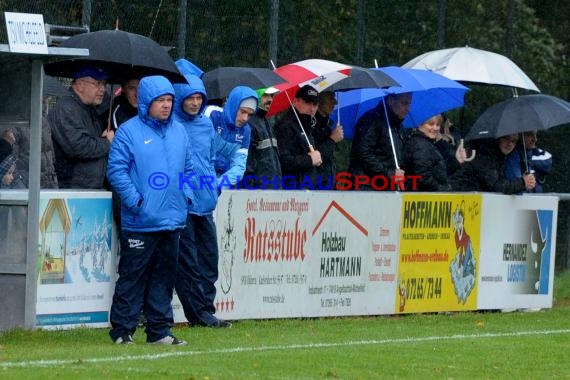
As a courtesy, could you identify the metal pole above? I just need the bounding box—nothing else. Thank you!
[25,60,44,329]
[177,0,187,58]
[436,0,447,49]
[268,0,279,67]
[356,0,365,66]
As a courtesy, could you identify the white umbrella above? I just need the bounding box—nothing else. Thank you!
[403,46,540,92]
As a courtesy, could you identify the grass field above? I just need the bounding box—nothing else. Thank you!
[1,271,570,379]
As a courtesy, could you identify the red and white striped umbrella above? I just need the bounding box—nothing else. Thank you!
[267,59,351,116]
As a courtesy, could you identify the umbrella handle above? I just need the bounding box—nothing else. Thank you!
[459,139,476,162]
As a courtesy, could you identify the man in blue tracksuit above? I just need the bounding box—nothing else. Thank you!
[172,74,236,328]
[107,75,194,345]
[209,85,258,188]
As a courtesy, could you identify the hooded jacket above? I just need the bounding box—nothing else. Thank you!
[107,75,194,232]
[173,75,219,215]
[209,86,257,186]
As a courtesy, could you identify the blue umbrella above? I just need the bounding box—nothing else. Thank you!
[331,66,469,139]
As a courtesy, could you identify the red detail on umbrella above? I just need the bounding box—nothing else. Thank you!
[267,59,352,117]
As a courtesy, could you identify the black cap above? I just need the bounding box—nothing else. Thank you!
[295,85,319,104]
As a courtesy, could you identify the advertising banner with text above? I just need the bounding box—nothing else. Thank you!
[397,194,482,313]
[477,194,557,310]
[173,190,402,322]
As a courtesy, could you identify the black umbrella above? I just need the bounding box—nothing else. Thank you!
[465,94,570,140]
[203,67,286,99]
[44,29,184,83]
[326,66,399,92]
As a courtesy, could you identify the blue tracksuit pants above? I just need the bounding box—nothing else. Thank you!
[175,213,219,325]
[109,229,179,342]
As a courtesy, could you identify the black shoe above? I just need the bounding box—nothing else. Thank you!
[194,316,232,329]
[199,318,232,328]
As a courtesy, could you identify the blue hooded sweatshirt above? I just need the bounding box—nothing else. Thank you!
[209,86,258,186]
[173,75,220,215]
[107,75,194,232]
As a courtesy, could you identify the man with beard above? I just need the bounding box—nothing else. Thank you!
[274,85,323,189]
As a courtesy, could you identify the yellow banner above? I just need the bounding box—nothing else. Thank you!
[396,194,482,313]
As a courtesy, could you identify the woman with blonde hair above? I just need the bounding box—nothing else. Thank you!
[403,114,469,191]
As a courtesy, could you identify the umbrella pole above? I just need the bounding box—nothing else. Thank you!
[336,92,340,126]
[106,84,115,132]
[270,60,315,151]
[381,97,400,169]
[521,133,529,173]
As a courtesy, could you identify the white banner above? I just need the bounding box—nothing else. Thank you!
[477,194,558,310]
[174,190,401,322]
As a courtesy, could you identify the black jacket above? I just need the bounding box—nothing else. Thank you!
[348,101,407,187]
[449,141,526,194]
[243,108,282,189]
[110,95,138,130]
[274,107,318,189]
[312,112,337,188]
[49,89,110,189]
[402,130,452,191]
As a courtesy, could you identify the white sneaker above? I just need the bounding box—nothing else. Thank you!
[148,335,188,346]
[114,334,135,345]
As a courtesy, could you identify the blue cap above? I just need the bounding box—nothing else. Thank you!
[73,66,108,80]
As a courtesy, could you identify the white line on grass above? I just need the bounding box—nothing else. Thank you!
[2,328,569,369]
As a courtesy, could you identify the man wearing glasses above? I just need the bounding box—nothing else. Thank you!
[49,66,115,188]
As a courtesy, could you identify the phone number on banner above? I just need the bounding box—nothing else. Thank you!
[405,277,442,300]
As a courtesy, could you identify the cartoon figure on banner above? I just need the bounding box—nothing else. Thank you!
[450,201,476,303]
[220,195,236,294]
[524,210,550,294]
